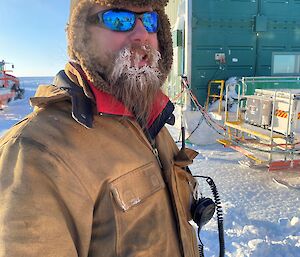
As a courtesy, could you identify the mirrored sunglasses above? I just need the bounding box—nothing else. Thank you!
[88,8,159,33]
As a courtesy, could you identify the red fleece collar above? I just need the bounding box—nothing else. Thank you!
[88,81,170,128]
[69,63,170,127]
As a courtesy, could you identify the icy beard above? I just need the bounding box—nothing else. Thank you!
[105,44,162,127]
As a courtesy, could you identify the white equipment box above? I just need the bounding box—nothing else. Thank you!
[255,89,300,135]
[245,95,273,127]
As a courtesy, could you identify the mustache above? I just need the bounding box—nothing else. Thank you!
[109,44,161,86]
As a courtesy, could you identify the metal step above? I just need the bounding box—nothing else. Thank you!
[225,121,285,141]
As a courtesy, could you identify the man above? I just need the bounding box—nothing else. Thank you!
[0,0,199,256]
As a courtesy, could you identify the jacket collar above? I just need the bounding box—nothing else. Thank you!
[52,64,175,139]
[88,81,171,128]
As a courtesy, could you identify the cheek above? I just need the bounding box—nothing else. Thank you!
[88,27,127,54]
[100,32,124,49]
[149,34,159,50]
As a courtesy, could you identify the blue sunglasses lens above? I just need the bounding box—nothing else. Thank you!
[142,12,158,33]
[101,10,158,32]
[102,10,135,32]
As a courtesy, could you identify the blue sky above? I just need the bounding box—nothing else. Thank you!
[0,0,70,77]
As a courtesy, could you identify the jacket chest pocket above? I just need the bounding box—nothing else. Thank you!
[110,162,165,211]
[109,162,175,256]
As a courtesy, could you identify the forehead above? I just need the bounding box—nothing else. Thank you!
[89,4,154,15]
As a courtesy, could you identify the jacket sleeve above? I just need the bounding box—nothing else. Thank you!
[0,136,93,257]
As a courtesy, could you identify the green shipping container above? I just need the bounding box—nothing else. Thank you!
[165,0,300,106]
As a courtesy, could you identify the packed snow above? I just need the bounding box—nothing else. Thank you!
[0,77,53,135]
[1,78,299,257]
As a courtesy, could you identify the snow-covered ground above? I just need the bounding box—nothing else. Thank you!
[187,144,299,256]
[1,78,299,257]
[0,77,53,136]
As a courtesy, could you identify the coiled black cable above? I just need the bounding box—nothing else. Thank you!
[198,232,204,257]
[194,175,225,257]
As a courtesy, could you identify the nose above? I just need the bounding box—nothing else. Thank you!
[129,18,149,43]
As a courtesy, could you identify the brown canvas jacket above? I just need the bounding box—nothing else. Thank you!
[0,70,199,257]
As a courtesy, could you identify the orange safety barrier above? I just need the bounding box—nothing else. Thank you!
[275,109,288,118]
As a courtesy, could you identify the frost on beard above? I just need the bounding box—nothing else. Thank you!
[110,45,162,90]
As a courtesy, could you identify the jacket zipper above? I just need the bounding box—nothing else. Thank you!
[127,119,163,169]
[152,148,163,169]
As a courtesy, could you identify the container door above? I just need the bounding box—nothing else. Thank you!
[190,0,300,105]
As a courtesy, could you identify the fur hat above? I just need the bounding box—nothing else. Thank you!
[67,0,173,91]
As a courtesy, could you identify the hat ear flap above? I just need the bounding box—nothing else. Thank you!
[156,8,173,83]
[67,0,91,62]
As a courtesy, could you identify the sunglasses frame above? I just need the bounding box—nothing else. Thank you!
[87,8,159,33]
